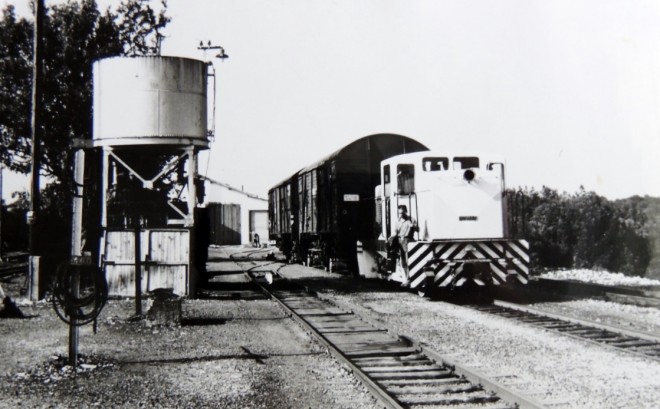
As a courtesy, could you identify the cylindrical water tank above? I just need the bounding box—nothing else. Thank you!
[93,56,209,148]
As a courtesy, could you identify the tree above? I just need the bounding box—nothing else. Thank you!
[527,187,576,268]
[571,189,615,269]
[0,5,33,173]
[0,0,170,259]
[0,0,170,181]
[509,186,654,277]
[1,191,29,251]
[612,196,653,276]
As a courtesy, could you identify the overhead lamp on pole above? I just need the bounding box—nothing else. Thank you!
[197,41,229,60]
[196,41,228,140]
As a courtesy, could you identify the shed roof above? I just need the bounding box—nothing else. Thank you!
[202,175,267,202]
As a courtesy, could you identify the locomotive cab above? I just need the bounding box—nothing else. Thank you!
[363,151,529,291]
[377,152,507,242]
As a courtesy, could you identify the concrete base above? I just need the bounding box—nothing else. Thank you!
[146,290,182,326]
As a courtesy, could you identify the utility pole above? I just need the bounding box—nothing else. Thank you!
[0,165,3,261]
[28,0,45,300]
[68,148,85,366]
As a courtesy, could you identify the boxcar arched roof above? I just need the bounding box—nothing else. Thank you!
[300,133,429,174]
[269,169,302,192]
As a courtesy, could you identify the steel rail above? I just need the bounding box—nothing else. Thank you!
[478,300,660,362]
[494,300,660,343]
[225,247,275,262]
[416,343,547,409]
[248,274,404,409]
[529,278,660,308]
[238,258,545,409]
[603,292,660,309]
[0,262,28,279]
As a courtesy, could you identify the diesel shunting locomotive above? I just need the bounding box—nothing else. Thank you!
[268,133,529,293]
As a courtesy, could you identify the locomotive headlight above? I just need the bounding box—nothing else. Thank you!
[463,169,476,182]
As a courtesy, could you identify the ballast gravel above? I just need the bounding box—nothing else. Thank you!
[276,263,660,409]
[539,269,660,286]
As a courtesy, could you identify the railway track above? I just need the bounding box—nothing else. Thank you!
[603,292,660,308]
[233,258,545,409]
[0,262,28,279]
[473,300,660,362]
[527,278,660,308]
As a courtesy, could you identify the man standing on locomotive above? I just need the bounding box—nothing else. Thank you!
[390,205,414,287]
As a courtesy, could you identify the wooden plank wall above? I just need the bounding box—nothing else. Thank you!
[103,229,190,296]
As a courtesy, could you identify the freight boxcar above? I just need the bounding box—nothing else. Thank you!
[268,133,428,269]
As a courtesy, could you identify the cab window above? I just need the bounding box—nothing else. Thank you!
[422,157,449,171]
[397,164,415,195]
[487,162,503,171]
[453,157,479,169]
[383,165,391,196]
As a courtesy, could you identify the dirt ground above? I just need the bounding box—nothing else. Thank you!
[0,266,378,408]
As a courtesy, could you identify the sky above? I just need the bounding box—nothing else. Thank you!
[3,0,660,200]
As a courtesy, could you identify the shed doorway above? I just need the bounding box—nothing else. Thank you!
[249,210,268,246]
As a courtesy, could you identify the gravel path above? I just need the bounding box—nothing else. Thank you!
[276,263,660,409]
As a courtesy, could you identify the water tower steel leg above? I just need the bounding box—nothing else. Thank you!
[71,149,85,257]
[187,146,196,226]
[101,148,109,229]
[134,224,142,316]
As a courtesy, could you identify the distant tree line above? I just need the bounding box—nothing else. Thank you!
[507,187,659,278]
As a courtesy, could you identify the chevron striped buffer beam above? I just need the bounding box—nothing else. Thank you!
[406,240,530,289]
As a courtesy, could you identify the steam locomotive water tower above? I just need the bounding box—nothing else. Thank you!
[93,56,210,297]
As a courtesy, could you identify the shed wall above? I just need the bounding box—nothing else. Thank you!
[207,203,241,245]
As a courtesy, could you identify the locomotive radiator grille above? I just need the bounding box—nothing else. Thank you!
[407,240,529,289]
